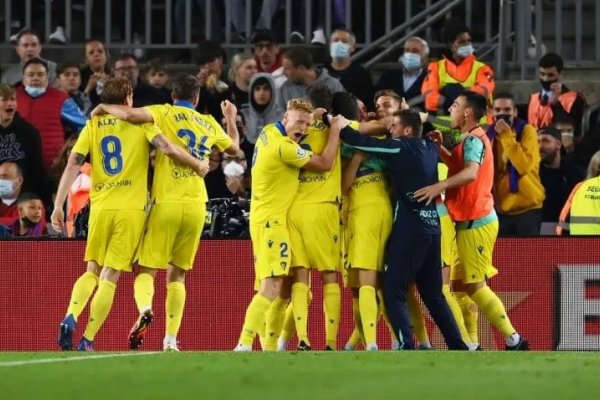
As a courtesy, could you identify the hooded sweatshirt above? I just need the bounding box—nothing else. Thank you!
[242,73,282,145]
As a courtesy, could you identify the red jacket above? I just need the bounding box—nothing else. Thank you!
[16,86,68,171]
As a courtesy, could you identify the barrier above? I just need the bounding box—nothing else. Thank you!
[1,238,599,351]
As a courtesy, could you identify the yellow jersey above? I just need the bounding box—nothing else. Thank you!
[250,122,312,224]
[147,101,232,204]
[294,118,342,204]
[72,115,158,211]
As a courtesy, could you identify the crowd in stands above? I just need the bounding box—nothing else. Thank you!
[1,16,599,238]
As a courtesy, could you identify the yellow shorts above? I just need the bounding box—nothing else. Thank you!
[250,220,291,281]
[440,213,459,268]
[137,203,205,270]
[452,220,499,283]
[288,202,340,271]
[85,209,146,272]
[347,201,392,272]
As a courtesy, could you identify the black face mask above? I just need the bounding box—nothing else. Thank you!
[21,216,38,228]
[495,114,513,124]
[540,78,557,91]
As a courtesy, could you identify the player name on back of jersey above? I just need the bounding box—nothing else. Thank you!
[97,118,117,127]
[173,112,214,133]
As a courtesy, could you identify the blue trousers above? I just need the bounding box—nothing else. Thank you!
[383,230,467,350]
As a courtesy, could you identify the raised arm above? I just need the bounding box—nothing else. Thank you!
[302,117,342,172]
[221,100,240,154]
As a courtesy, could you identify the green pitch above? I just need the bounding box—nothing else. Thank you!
[1,352,599,399]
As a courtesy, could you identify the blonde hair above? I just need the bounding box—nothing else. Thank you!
[228,53,255,82]
[286,98,314,114]
[587,151,600,178]
[0,84,15,99]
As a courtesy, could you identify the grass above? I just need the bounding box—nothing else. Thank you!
[1,351,599,400]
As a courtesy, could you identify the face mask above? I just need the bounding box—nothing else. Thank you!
[401,52,422,71]
[21,216,38,228]
[330,42,351,60]
[24,85,47,97]
[223,161,246,177]
[0,179,14,198]
[540,79,557,91]
[456,44,474,58]
[495,114,513,124]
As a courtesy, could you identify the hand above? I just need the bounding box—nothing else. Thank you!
[419,112,428,124]
[329,114,350,129]
[414,182,446,206]
[494,118,512,135]
[400,97,409,110]
[366,111,378,121]
[195,158,210,177]
[427,130,443,146]
[51,208,65,233]
[225,175,244,195]
[84,72,106,94]
[550,82,562,104]
[90,104,107,118]
[313,107,327,121]
[221,100,238,120]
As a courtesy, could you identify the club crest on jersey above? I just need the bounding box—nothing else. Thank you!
[296,148,307,157]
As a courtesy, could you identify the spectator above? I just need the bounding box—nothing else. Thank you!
[1,29,58,87]
[6,192,46,237]
[222,111,254,170]
[144,58,171,101]
[195,41,232,120]
[242,73,281,149]
[113,54,170,107]
[421,22,494,115]
[251,29,286,89]
[228,53,258,113]
[527,53,587,138]
[553,114,577,154]
[376,36,429,111]
[16,58,86,171]
[222,149,250,201]
[204,148,231,200]
[488,93,545,236]
[57,63,91,114]
[0,161,24,223]
[279,46,344,111]
[0,84,48,204]
[325,27,374,111]
[539,126,586,232]
[80,40,110,109]
[557,150,600,235]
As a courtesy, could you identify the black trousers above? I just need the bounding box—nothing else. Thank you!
[383,230,467,350]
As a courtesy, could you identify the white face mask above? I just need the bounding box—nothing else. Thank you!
[0,179,14,198]
[24,85,47,97]
[400,52,422,71]
[456,44,474,58]
[330,41,351,60]
[223,161,246,177]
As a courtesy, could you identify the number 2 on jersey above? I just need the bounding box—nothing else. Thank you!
[100,135,123,175]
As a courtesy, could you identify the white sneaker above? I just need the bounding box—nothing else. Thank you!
[311,28,326,45]
[366,343,379,351]
[391,339,400,350]
[233,344,252,352]
[343,342,355,351]
[49,26,67,44]
[290,31,305,44]
[277,337,288,352]
[163,343,180,352]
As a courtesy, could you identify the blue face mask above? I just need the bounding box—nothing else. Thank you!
[0,179,14,198]
[401,52,422,71]
[24,85,47,97]
[330,41,351,59]
[456,44,474,58]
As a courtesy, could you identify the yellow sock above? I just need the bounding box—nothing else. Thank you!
[407,287,430,346]
[455,291,479,343]
[238,294,271,346]
[134,273,155,313]
[323,283,341,349]
[443,284,470,343]
[264,296,287,351]
[82,280,116,340]
[359,285,378,345]
[279,302,296,343]
[347,327,362,349]
[66,271,99,320]
[377,289,396,342]
[470,286,516,338]
[165,282,186,337]
[291,282,310,344]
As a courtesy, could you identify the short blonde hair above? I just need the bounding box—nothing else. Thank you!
[286,98,314,114]
[228,53,255,82]
[587,151,600,178]
[0,84,16,99]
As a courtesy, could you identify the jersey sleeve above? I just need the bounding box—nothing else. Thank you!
[144,123,162,143]
[71,122,91,157]
[279,139,312,168]
[146,104,169,125]
[463,136,485,164]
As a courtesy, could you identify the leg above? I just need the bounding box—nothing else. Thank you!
[345,286,364,350]
[129,266,159,350]
[358,269,378,350]
[321,269,340,350]
[406,284,430,348]
[163,263,187,351]
[452,277,479,345]
[291,267,311,349]
[264,275,292,351]
[256,0,280,30]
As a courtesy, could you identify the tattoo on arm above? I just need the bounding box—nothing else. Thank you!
[151,135,168,151]
[74,153,86,166]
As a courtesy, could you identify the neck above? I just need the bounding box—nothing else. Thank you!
[461,120,479,134]
[452,54,464,64]
[404,68,420,76]
[91,65,104,73]
[303,69,318,86]
[331,58,351,70]
[544,152,561,169]
[235,78,249,91]
[0,115,13,127]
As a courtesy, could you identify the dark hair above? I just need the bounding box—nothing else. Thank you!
[100,77,132,104]
[171,74,200,101]
[196,40,226,65]
[16,28,41,44]
[307,85,333,110]
[493,92,516,105]
[23,57,48,73]
[393,109,423,137]
[442,21,471,45]
[57,62,81,76]
[460,90,487,121]
[283,46,313,69]
[539,52,564,73]
[147,58,167,73]
[17,191,41,205]
[331,92,360,120]
[114,53,138,66]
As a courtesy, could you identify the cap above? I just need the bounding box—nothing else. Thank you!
[539,126,562,142]
[251,29,278,44]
